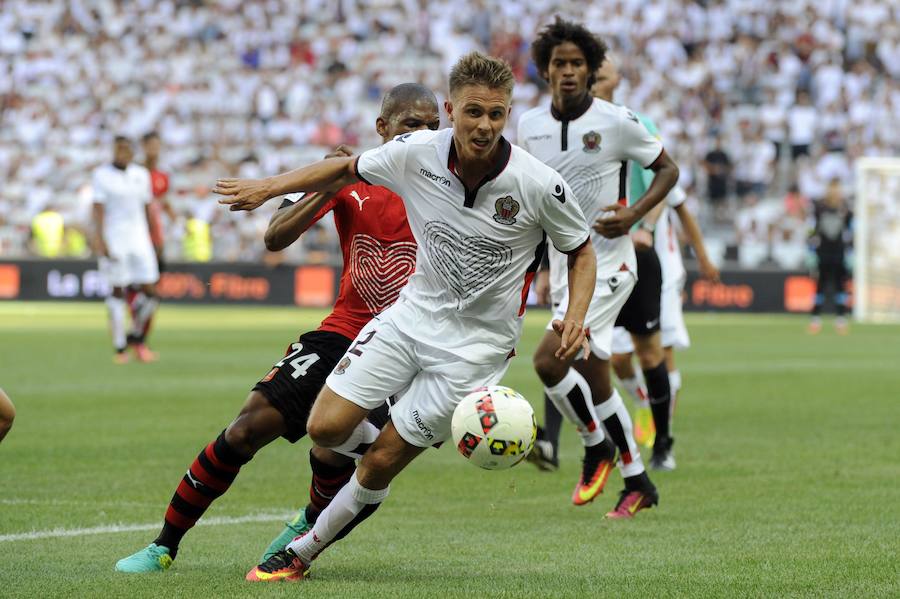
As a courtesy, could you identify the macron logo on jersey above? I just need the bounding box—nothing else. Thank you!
[419,168,451,187]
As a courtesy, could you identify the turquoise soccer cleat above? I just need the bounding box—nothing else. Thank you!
[260,508,312,562]
[115,543,173,573]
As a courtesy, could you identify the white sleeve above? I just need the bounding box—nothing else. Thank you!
[666,185,687,208]
[619,109,664,168]
[539,175,590,254]
[354,136,410,191]
[91,170,107,204]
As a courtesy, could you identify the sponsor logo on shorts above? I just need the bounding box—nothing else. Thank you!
[412,409,434,440]
[645,318,659,329]
[608,275,622,292]
[334,356,351,375]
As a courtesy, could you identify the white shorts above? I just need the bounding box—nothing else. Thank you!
[611,325,634,355]
[660,283,690,350]
[325,305,511,448]
[548,272,636,360]
[99,244,159,288]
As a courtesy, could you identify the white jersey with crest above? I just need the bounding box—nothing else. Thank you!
[355,127,589,362]
[518,97,663,299]
[92,163,153,250]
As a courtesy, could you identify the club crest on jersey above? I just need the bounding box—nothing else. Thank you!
[334,357,351,375]
[492,196,520,225]
[582,130,602,153]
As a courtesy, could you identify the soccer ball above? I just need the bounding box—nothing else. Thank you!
[451,385,536,470]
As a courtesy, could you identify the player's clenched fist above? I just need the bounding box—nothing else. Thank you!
[551,318,590,361]
[214,178,274,211]
[593,203,638,239]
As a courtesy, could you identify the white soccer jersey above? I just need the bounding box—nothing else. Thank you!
[92,163,153,249]
[656,186,687,290]
[518,97,663,297]
[355,128,590,362]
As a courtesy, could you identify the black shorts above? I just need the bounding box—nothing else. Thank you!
[253,330,352,443]
[615,246,662,336]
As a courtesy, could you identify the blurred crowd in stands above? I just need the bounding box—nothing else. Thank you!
[1,0,897,268]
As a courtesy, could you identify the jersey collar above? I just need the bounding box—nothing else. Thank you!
[550,93,593,122]
[447,136,512,208]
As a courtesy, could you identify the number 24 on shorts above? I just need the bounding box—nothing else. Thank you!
[275,343,320,379]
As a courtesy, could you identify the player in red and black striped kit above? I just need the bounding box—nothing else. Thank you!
[115,84,440,574]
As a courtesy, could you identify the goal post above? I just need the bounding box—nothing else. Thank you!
[854,157,900,323]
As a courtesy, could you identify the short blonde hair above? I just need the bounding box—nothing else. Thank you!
[448,52,515,99]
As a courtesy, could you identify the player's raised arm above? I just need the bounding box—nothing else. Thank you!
[215,155,359,212]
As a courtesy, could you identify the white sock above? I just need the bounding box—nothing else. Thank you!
[287,471,388,563]
[105,296,127,351]
[669,369,681,427]
[331,420,380,459]
[595,389,645,477]
[132,295,159,338]
[618,372,650,409]
[544,369,605,446]
[668,369,681,397]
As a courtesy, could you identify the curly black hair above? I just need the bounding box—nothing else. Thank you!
[531,17,608,84]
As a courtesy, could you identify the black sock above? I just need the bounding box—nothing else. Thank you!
[542,393,563,459]
[305,450,355,523]
[601,413,629,458]
[154,431,251,556]
[624,471,653,492]
[643,361,672,442]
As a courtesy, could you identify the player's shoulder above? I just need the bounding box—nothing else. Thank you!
[590,98,641,124]
[518,104,552,127]
[509,143,560,190]
[338,180,398,201]
[389,128,446,147]
[127,163,151,179]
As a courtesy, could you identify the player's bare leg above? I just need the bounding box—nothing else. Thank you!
[611,351,654,447]
[631,332,675,471]
[249,420,425,582]
[307,385,380,455]
[533,330,616,505]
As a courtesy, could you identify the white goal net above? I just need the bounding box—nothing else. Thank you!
[854,157,900,323]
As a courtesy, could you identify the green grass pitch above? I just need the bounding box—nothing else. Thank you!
[1,302,898,598]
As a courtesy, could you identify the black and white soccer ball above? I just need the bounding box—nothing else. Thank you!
[451,385,536,470]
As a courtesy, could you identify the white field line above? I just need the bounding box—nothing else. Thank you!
[0,511,289,543]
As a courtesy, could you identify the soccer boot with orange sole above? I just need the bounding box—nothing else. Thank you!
[572,437,616,506]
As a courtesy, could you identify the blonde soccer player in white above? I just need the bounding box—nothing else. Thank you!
[215,52,597,582]
[92,136,161,363]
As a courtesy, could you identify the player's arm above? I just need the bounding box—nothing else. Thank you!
[92,203,108,257]
[595,149,679,238]
[555,242,596,360]
[673,203,719,282]
[215,157,358,212]
[631,200,666,250]
[264,192,336,251]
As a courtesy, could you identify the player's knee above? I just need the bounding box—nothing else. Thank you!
[223,421,254,456]
[307,419,350,448]
[533,351,566,386]
[111,287,125,298]
[610,353,632,377]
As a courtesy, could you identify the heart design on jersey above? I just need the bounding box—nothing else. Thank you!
[424,221,513,302]
[349,234,417,315]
